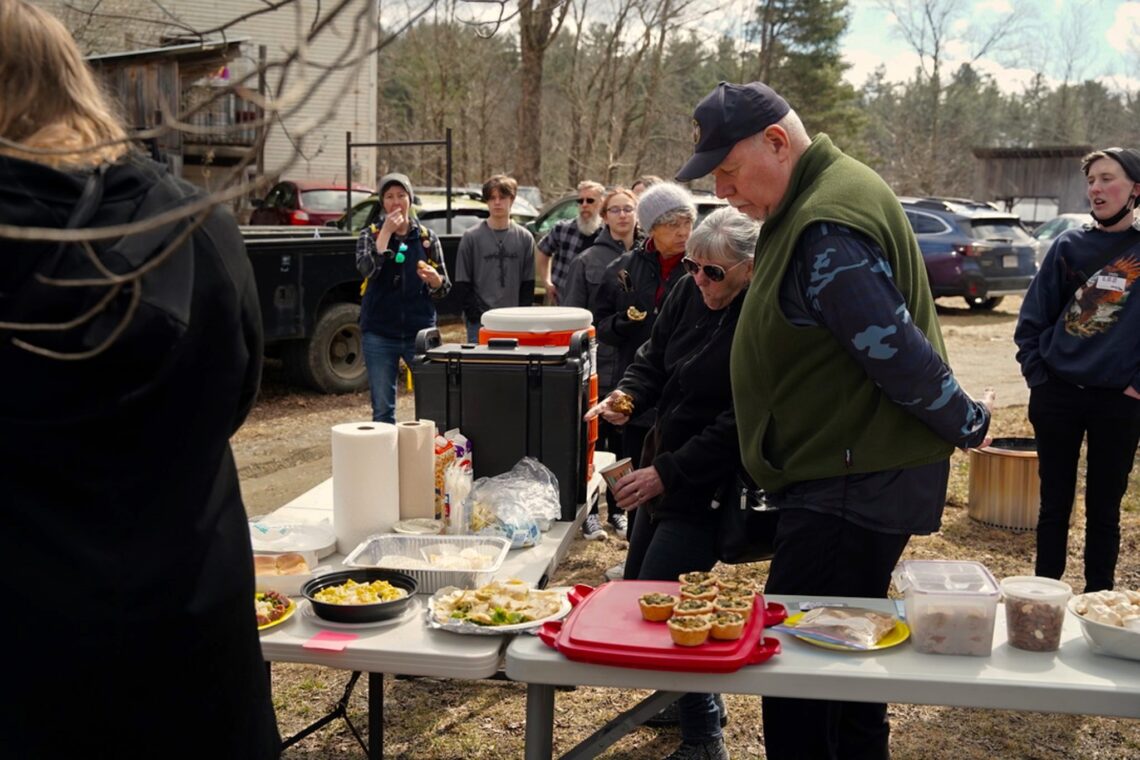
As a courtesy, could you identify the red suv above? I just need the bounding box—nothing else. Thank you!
[249,179,372,226]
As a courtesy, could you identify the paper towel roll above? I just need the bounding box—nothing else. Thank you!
[397,419,436,520]
[331,422,400,555]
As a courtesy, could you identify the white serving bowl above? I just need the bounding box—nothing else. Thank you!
[1067,594,1140,661]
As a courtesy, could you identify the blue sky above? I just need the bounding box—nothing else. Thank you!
[841,0,1140,93]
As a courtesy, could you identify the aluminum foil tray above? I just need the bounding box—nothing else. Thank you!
[343,534,511,594]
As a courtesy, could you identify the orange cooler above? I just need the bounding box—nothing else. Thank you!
[480,307,599,479]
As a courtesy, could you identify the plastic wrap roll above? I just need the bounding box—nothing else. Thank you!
[331,422,400,555]
[397,419,437,520]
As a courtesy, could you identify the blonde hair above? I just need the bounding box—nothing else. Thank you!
[0,0,129,168]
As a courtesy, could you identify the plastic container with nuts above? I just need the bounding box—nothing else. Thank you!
[1000,576,1071,652]
[892,559,1000,656]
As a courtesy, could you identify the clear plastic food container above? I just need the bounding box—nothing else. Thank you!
[892,559,1000,656]
[343,534,511,593]
[1001,575,1071,652]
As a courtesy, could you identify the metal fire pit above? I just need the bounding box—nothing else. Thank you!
[967,437,1040,531]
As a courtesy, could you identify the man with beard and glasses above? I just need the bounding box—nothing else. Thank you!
[537,180,605,304]
[454,174,536,342]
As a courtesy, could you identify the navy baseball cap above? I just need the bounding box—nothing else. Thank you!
[675,81,790,182]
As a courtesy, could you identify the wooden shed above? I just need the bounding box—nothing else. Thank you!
[88,37,257,183]
[972,146,1092,224]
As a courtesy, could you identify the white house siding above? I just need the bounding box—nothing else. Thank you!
[156,0,380,189]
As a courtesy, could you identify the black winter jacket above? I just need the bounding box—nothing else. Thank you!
[617,275,745,522]
[0,153,279,757]
[594,239,688,427]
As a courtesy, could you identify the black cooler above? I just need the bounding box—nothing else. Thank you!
[412,328,590,521]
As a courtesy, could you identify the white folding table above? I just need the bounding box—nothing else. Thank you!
[256,452,610,758]
[505,594,1140,759]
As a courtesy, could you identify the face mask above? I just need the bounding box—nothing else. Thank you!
[1090,193,1137,228]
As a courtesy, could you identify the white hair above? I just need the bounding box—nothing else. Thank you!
[687,206,761,264]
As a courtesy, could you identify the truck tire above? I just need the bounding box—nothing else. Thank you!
[285,303,367,394]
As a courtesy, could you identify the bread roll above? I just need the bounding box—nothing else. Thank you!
[275,552,310,575]
[254,555,278,576]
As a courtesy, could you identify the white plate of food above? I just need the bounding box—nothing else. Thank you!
[427,581,572,635]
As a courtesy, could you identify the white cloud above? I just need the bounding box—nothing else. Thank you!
[1106,3,1140,54]
[975,0,1014,13]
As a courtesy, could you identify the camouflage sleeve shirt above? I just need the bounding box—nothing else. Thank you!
[780,221,989,449]
[768,222,989,535]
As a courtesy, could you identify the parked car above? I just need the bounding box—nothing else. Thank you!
[526,191,729,241]
[900,197,1038,310]
[249,179,373,226]
[330,192,528,235]
[1031,213,1087,261]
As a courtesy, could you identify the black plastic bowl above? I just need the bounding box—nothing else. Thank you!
[302,569,418,623]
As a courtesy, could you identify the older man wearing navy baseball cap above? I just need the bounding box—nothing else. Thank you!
[676,82,995,760]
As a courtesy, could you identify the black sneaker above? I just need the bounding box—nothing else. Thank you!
[643,695,728,728]
[582,513,606,541]
[663,738,729,760]
[608,511,628,539]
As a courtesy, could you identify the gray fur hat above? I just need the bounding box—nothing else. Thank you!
[637,182,697,231]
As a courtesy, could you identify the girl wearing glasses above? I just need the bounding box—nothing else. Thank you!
[585,206,760,760]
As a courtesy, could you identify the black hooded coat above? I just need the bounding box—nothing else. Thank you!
[0,153,279,758]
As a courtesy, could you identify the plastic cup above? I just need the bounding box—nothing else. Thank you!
[599,457,633,495]
[1001,575,1071,652]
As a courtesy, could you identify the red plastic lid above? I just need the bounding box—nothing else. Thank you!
[539,581,784,673]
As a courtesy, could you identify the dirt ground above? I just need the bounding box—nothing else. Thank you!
[233,296,1140,759]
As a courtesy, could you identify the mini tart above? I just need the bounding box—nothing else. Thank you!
[678,571,714,586]
[667,614,712,646]
[679,583,718,602]
[673,598,715,617]
[638,593,678,622]
[710,611,746,641]
[715,579,754,596]
[715,595,754,620]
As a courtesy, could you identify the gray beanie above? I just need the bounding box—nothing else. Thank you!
[637,182,697,230]
[379,172,414,199]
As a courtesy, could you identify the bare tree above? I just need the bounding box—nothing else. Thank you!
[877,0,1026,191]
[515,0,570,185]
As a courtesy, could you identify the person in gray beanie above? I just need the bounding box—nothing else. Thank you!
[637,181,698,233]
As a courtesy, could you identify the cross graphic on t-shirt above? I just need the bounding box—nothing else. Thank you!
[486,234,518,288]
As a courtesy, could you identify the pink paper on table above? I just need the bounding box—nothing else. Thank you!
[303,631,358,651]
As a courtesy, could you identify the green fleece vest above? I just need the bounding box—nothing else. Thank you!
[730,135,953,492]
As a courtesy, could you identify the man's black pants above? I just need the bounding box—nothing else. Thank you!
[762,508,911,760]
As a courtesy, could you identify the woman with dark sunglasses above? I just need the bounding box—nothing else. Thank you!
[586,206,760,760]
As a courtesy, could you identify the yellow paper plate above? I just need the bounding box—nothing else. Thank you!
[783,611,910,651]
[257,596,297,632]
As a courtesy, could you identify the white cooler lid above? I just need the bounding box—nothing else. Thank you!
[481,306,592,332]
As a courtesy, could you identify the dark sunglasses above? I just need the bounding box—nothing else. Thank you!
[576,197,597,205]
[681,256,748,282]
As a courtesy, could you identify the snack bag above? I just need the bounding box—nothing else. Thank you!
[434,435,456,521]
[444,428,472,469]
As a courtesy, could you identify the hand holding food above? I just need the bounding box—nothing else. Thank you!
[584,390,633,424]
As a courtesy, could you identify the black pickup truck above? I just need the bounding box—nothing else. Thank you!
[242,225,464,394]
